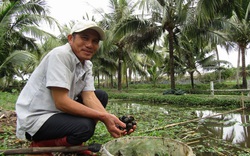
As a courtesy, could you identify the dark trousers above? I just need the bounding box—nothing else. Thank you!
[25,90,108,145]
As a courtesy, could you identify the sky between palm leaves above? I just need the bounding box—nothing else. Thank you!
[44,0,249,68]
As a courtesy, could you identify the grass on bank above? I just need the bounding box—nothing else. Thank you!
[1,81,250,110]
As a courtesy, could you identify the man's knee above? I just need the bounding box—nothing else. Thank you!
[75,90,108,108]
[94,89,108,108]
[67,119,96,145]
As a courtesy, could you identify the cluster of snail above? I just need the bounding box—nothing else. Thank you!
[118,115,137,132]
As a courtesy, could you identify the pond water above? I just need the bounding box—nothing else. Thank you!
[195,110,250,146]
[106,100,250,155]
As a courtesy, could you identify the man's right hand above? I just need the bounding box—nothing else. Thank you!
[100,113,127,138]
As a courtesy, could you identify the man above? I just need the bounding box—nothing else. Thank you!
[15,20,136,155]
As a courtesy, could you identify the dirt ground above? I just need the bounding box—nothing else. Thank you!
[0,111,98,155]
[0,110,16,132]
[0,110,28,149]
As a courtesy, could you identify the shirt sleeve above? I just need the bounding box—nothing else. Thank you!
[82,61,95,91]
[46,52,73,90]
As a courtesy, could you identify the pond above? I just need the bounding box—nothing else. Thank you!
[105,100,250,156]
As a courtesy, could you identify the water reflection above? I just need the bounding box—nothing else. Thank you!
[108,100,250,149]
[195,110,250,148]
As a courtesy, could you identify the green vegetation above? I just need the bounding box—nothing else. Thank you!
[108,92,248,107]
[0,92,18,110]
[0,81,250,155]
[103,82,250,107]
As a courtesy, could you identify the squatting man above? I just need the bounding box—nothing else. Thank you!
[15,20,136,155]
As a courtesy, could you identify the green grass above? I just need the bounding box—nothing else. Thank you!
[106,91,250,108]
[0,92,18,110]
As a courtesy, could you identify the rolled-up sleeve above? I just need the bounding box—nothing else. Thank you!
[82,61,95,91]
[46,51,73,90]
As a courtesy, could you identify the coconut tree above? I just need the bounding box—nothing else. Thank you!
[228,18,250,89]
[195,0,250,88]
[194,0,241,27]
[174,0,240,87]
[226,4,250,89]
[177,33,221,89]
[99,0,162,91]
[139,0,194,90]
[92,40,118,88]
[0,0,59,89]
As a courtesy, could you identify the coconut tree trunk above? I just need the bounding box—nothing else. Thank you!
[125,71,129,89]
[110,74,114,88]
[189,71,195,89]
[240,45,247,88]
[236,47,240,88]
[168,29,175,90]
[244,115,250,147]
[215,46,221,83]
[118,49,123,91]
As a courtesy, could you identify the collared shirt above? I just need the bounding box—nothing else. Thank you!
[15,43,95,139]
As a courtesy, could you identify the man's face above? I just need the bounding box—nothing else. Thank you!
[68,29,100,62]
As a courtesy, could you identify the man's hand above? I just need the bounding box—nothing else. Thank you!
[100,113,129,138]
